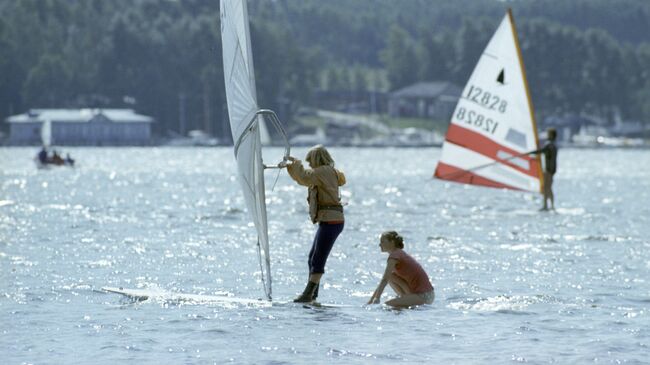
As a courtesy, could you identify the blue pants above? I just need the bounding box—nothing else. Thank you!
[308,222,344,274]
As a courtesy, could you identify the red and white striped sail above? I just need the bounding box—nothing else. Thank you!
[434,10,543,193]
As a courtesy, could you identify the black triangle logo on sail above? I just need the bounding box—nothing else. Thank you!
[497,69,505,85]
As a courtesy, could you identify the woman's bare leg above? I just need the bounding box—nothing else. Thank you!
[385,294,426,308]
[385,274,429,307]
[388,273,410,296]
[388,281,404,296]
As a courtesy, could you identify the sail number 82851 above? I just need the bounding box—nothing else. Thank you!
[455,107,499,134]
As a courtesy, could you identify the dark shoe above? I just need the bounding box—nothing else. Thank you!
[293,281,318,303]
[312,283,319,300]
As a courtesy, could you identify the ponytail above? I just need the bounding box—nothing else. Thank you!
[381,231,404,249]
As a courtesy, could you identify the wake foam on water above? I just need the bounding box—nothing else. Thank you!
[0,200,15,207]
[504,207,586,217]
[554,207,586,215]
[327,348,404,361]
[564,234,632,242]
[447,294,557,314]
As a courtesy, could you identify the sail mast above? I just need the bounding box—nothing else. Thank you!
[507,8,544,194]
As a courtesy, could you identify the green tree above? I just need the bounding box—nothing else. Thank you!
[521,20,585,114]
[417,31,453,82]
[633,44,650,123]
[23,54,72,107]
[580,29,629,119]
[381,25,419,90]
[452,18,494,84]
[350,65,368,92]
[0,19,22,117]
[250,20,318,115]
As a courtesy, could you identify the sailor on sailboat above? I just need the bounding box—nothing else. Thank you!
[434,9,544,195]
[529,128,558,210]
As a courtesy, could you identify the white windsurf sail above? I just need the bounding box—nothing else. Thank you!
[220,0,290,301]
[434,9,543,193]
[41,119,52,147]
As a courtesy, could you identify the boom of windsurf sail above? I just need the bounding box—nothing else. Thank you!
[434,9,543,193]
[220,0,290,301]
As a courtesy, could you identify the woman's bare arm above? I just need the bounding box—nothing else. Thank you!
[368,258,397,304]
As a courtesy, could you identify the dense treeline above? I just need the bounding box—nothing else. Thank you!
[0,0,316,138]
[261,0,650,123]
[378,18,650,122]
[1,0,649,139]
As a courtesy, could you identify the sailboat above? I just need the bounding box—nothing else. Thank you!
[434,9,543,193]
[102,0,289,305]
[220,0,291,301]
[34,119,75,168]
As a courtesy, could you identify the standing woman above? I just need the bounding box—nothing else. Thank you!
[287,145,346,302]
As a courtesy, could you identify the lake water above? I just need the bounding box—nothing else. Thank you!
[1,147,649,364]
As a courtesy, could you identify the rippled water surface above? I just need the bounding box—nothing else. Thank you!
[1,147,649,364]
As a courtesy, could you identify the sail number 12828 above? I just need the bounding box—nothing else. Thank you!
[455,107,499,134]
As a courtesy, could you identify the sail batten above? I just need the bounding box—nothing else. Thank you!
[221,0,272,300]
[435,10,542,193]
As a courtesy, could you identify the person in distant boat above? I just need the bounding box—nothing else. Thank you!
[51,150,65,165]
[64,153,75,166]
[529,128,558,210]
[286,145,346,303]
[368,231,434,307]
[37,146,48,164]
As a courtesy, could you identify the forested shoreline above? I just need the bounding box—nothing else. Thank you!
[1,0,649,137]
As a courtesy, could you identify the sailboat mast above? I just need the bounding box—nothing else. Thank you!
[507,8,544,194]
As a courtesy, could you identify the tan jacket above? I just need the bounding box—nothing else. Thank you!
[287,161,346,223]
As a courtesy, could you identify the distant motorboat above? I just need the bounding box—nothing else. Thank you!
[34,119,75,168]
[34,148,75,169]
[397,127,443,147]
[289,128,327,146]
[356,132,440,148]
[573,133,646,148]
[166,130,221,146]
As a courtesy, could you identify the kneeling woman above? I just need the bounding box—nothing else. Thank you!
[368,231,434,307]
[287,145,346,302]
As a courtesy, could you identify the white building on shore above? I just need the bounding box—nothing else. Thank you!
[5,108,154,145]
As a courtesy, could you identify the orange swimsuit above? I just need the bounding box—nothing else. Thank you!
[388,249,433,294]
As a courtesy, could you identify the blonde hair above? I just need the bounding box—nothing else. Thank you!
[305,145,335,168]
[381,231,404,249]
